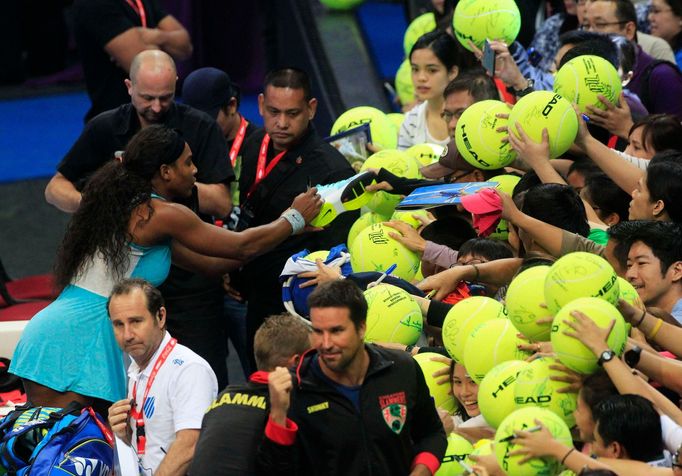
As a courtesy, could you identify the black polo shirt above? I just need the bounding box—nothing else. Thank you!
[58,102,234,189]
[237,126,357,321]
[72,0,168,121]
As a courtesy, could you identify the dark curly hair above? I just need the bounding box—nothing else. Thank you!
[54,125,185,289]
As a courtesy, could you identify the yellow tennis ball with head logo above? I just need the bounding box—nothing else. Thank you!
[513,356,578,427]
[463,319,530,384]
[551,297,627,374]
[364,283,423,345]
[331,106,397,149]
[453,0,521,51]
[441,296,506,362]
[414,352,457,414]
[478,360,529,428]
[544,252,620,316]
[350,222,420,280]
[495,407,573,476]
[455,100,516,170]
[386,112,405,140]
[506,265,553,342]
[507,91,578,159]
[435,433,475,476]
[554,55,622,114]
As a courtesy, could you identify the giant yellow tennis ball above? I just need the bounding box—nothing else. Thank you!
[391,209,429,229]
[405,143,445,166]
[360,149,421,215]
[455,100,516,170]
[507,91,579,159]
[404,12,437,56]
[331,106,397,149]
[553,55,622,114]
[463,319,529,383]
[478,360,529,428]
[514,356,578,427]
[441,296,507,362]
[506,265,553,342]
[350,222,421,280]
[319,0,364,9]
[435,433,475,476]
[347,212,390,248]
[414,352,457,413]
[495,407,573,476]
[463,439,494,469]
[617,276,645,311]
[551,297,627,374]
[395,60,415,106]
[453,0,521,51]
[544,252,620,316]
[364,283,423,345]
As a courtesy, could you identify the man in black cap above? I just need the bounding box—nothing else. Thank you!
[182,67,260,170]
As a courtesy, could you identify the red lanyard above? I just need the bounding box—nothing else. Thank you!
[246,134,287,198]
[229,116,249,167]
[130,337,177,455]
[125,0,147,27]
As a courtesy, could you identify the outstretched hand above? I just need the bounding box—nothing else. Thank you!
[297,259,343,288]
[384,220,427,254]
[417,266,469,301]
[507,123,551,166]
[562,310,615,356]
[585,93,633,140]
[291,187,324,223]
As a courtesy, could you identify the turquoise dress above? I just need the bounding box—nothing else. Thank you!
[11,213,171,403]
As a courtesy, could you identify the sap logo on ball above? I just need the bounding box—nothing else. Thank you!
[368,230,389,245]
[491,375,517,399]
[459,124,491,167]
[542,94,563,117]
[339,118,371,132]
[515,395,552,404]
[593,275,617,298]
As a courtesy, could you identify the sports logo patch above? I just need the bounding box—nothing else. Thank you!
[379,392,407,434]
[143,396,155,419]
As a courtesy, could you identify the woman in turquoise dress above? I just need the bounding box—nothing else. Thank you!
[10,125,322,411]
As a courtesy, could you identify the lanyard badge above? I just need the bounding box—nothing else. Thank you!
[130,338,176,455]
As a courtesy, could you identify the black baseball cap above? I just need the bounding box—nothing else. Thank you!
[182,67,239,119]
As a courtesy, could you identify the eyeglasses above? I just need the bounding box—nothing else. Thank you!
[440,110,464,123]
[580,20,628,31]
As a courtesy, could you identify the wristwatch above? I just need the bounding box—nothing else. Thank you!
[597,349,616,367]
[508,78,535,97]
[624,345,642,367]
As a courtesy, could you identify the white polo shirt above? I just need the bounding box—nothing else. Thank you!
[127,332,218,474]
